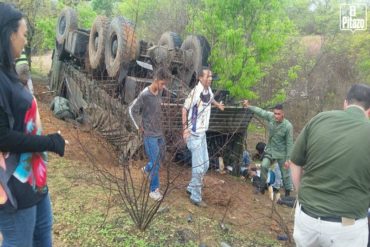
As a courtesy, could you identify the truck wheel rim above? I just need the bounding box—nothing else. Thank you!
[59,16,66,35]
[111,36,118,59]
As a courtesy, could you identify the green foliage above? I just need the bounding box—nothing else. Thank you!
[35,17,57,51]
[333,9,370,83]
[290,1,370,84]
[116,0,158,25]
[75,2,97,28]
[247,122,265,134]
[288,65,301,81]
[263,88,287,108]
[286,0,339,35]
[188,0,294,99]
[12,1,97,53]
[116,0,188,41]
[91,0,116,16]
[334,30,370,82]
[34,2,97,50]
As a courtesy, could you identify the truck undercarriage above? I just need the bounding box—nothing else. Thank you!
[49,8,253,168]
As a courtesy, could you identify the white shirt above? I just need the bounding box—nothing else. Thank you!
[183,82,214,135]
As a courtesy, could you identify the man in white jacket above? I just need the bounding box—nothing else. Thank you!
[182,68,224,207]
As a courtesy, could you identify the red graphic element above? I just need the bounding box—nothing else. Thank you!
[23,99,47,188]
[28,154,47,187]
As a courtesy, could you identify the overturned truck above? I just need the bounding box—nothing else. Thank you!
[49,8,253,168]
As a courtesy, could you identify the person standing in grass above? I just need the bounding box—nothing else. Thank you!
[0,3,65,246]
[129,68,171,201]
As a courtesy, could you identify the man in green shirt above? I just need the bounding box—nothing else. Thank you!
[243,101,294,196]
[291,84,370,247]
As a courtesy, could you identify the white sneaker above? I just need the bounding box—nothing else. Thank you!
[149,189,163,201]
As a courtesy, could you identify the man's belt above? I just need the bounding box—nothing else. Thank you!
[301,206,357,223]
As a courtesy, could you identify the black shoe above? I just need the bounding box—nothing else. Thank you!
[186,190,191,196]
[260,184,268,194]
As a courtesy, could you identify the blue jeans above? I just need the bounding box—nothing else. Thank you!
[187,134,209,203]
[143,136,165,192]
[0,193,53,247]
[266,162,282,190]
[261,157,293,191]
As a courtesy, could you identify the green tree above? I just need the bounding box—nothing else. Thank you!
[76,2,97,28]
[10,0,46,56]
[276,0,370,129]
[35,16,57,51]
[31,1,96,51]
[116,0,188,42]
[286,0,339,35]
[187,0,295,99]
[91,0,116,16]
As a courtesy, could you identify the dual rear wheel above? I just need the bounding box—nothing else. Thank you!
[56,8,211,84]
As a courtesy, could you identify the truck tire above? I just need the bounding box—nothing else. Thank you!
[105,17,137,78]
[124,20,138,60]
[158,31,182,49]
[181,35,210,87]
[89,16,109,69]
[56,8,78,45]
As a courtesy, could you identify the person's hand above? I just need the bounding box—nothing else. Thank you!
[218,101,225,111]
[243,100,250,108]
[48,133,65,157]
[183,129,190,141]
[284,160,291,169]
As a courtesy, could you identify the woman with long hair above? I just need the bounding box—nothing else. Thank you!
[0,3,65,246]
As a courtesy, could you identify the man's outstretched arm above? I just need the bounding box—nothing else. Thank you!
[212,100,225,111]
[243,100,273,120]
